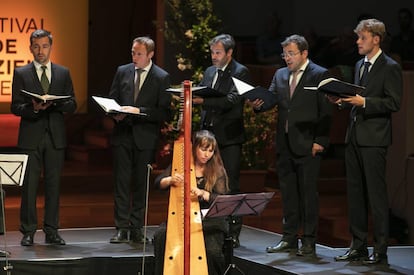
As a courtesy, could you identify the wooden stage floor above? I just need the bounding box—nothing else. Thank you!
[0,226,412,275]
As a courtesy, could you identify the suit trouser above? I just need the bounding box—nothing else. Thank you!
[112,136,154,230]
[20,131,64,234]
[277,134,321,245]
[345,131,389,254]
[219,144,243,238]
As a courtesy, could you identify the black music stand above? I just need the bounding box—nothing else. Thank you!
[203,192,275,275]
[0,154,28,274]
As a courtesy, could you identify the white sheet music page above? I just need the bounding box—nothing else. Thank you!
[232,77,255,95]
[0,154,29,186]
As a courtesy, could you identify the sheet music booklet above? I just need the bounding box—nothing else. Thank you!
[21,89,71,103]
[92,96,147,116]
[304,78,365,97]
[167,86,224,98]
[231,77,273,101]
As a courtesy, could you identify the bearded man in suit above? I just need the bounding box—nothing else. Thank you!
[193,34,251,248]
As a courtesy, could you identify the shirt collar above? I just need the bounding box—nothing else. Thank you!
[217,61,229,72]
[298,59,309,72]
[365,49,382,65]
[290,59,309,75]
[33,61,51,71]
[136,60,152,72]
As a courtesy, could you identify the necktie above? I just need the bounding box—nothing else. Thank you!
[290,70,300,98]
[213,69,223,89]
[285,70,301,132]
[360,61,371,87]
[350,61,371,125]
[134,68,143,102]
[41,65,49,94]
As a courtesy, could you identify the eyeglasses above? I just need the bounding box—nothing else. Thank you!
[280,51,301,59]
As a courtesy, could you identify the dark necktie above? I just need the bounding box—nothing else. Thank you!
[359,61,371,87]
[134,68,143,102]
[41,65,49,94]
[213,69,223,89]
[350,61,371,125]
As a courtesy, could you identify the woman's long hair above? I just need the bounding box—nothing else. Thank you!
[192,130,229,193]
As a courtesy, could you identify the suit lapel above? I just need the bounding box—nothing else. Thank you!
[209,68,216,87]
[355,59,364,86]
[30,63,43,94]
[49,63,55,93]
[128,65,135,103]
[281,69,291,100]
[369,53,384,81]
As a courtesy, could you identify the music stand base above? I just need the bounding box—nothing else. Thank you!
[223,231,245,275]
[224,263,245,275]
[204,192,274,275]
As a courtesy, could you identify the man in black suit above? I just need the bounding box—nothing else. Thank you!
[11,29,77,246]
[251,34,332,257]
[108,36,171,244]
[330,19,402,265]
[194,34,251,247]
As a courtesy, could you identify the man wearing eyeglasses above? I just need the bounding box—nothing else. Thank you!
[249,34,332,257]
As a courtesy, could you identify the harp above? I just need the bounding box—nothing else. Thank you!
[163,80,208,275]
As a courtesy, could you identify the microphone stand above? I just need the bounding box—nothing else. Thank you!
[0,179,13,274]
[137,164,152,275]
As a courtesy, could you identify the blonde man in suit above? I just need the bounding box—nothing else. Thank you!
[108,36,171,244]
[330,19,402,265]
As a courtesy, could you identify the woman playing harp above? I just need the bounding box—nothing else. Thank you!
[153,129,229,275]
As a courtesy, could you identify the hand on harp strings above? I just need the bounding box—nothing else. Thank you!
[191,187,209,201]
[169,173,184,187]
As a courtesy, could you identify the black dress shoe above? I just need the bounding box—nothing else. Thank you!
[45,232,66,245]
[0,250,11,257]
[334,248,368,261]
[296,243,316,257]
[129,229,147,244]
[362,253,388,265]
[110,229,129,243]
[232,236,240,248]
[266,240,298,253]
[20,233,34,246]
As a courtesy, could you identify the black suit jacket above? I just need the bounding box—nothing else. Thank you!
[348,53,402,146]
[108,62,171,150]
[199,59,250,146]
[261,61,332,156]
[11,62,77,149]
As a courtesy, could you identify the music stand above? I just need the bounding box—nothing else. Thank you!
[203,191,275,275]
[0,153,28,274]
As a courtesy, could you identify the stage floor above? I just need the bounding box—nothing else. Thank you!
[0,226,413,275]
